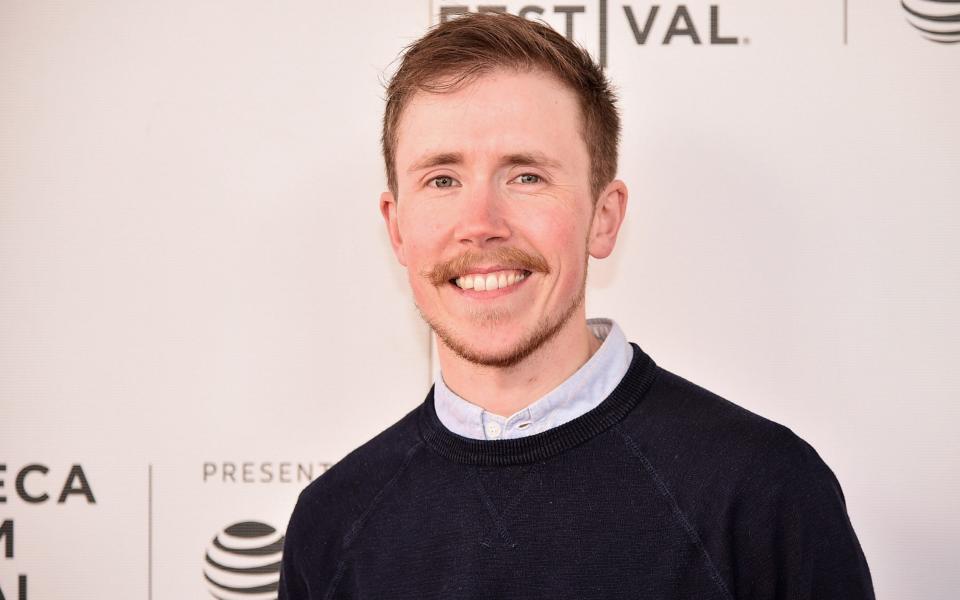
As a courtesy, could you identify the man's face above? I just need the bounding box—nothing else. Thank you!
[382,68,609,367]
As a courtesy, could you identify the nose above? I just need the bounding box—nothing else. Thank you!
[454,181,511,246]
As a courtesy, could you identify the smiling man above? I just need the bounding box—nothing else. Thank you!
[384,64,625,420]
[279,13,874,600]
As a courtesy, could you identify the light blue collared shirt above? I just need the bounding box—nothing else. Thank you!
[433,318,633,440]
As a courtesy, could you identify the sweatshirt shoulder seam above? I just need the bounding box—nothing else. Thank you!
[614,424,735,600]
[323,439,425,600]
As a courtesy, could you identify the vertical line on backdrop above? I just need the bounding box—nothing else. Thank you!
[426,0,436,387]
[600,0,608,68]
[148,464,153,600]
[428,327,434,389]
[843,0,848,45]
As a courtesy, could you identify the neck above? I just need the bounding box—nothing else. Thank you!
[436,312,602,417]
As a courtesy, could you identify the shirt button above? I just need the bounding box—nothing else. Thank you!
[485,422,502,439]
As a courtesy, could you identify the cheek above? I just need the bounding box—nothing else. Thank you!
[525,208,591,297]
[525,207,589,261]
[398,204,443,260]
[398,204,449,299]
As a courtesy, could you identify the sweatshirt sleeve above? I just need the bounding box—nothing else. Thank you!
[278,496,315,600]
[278,482,336,600]
[278,549,309,600]
[731,441,875,600]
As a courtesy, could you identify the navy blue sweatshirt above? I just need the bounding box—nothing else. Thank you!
[279,344,874,599]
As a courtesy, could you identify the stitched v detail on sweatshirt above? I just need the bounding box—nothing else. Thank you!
[472,464,542,549]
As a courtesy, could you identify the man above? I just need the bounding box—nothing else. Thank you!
[279,12,874,599]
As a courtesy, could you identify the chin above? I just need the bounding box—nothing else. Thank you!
[423,302,581,369]
[439,332,544,368]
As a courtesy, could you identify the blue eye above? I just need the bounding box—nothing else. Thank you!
[516,174,541,184]
[430,176,458,188]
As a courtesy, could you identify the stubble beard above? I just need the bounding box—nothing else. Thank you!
[417,261,588,369]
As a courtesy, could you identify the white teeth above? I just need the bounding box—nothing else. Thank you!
[453,269,528,291]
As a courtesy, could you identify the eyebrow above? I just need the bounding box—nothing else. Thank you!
[407,152,464,174]
[499,152,562,170]
[407,151,562,174]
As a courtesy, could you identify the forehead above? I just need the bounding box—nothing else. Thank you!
[394,68,588,174]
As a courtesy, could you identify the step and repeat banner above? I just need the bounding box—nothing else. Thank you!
[1,1,958,599]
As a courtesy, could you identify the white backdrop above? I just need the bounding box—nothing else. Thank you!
[1,1,958,599]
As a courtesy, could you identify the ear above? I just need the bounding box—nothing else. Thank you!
[380,190,407,266]
[588,179,628,259]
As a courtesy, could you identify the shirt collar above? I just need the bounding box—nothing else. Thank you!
[433,318,633,440]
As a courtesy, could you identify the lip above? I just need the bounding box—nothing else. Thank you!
[448,272,531,299]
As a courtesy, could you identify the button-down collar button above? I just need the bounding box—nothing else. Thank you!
[485,422,502,439]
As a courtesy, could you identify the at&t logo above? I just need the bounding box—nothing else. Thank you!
[203,521,284,599]
[901,0,960,44]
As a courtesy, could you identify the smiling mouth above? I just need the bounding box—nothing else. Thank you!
[450,269,531,292]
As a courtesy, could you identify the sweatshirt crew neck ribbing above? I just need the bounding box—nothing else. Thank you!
[418,343,659,466]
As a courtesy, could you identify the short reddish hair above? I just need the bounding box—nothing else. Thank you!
[382,12,620,200]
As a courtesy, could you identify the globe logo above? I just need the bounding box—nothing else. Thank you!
[203,521,285,599]
[901,0,960,44]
